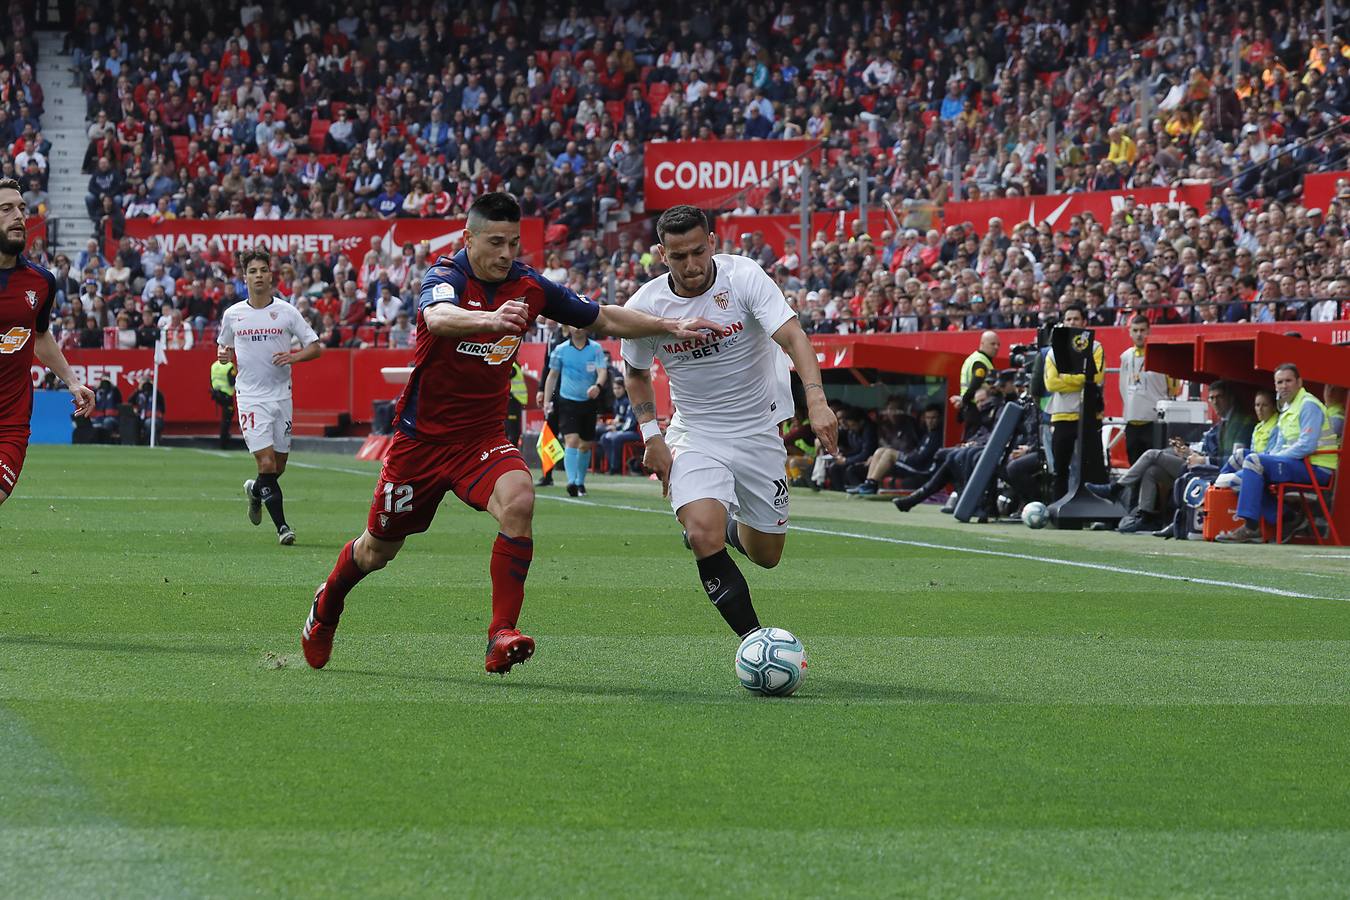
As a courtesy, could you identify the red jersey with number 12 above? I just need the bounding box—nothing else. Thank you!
[394,250,600,444]
[0,255,56,430]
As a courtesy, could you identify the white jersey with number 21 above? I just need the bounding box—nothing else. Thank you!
[620,254,796,438]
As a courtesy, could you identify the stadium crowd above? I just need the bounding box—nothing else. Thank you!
[16,0,1345,348]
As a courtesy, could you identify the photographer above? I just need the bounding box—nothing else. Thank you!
[1001,379,1048,514]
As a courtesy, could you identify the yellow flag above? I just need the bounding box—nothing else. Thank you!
[537,422,565,474]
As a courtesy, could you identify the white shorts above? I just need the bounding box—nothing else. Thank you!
[238,398,293,454]
[666,424,790,534]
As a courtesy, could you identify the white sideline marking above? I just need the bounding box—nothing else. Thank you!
[186,447,377,478]
[178,449,1345,603]
[534,496,1344,603]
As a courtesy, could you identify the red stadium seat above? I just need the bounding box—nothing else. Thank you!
[1264,461,1341,545]
[170,135,189,163]
[549,50,570,69]
[544,223,569,245]
[356,325,376,345]
[309,119,331,150]
[648,83,670,108]
[921,110,938,128]
[330,101,348,118]
[605,100,624,124]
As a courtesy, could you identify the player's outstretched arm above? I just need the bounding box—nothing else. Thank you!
[424,298,528,338]
[624,361,673,497]
[771,317,839,457]
[591,304,719,340]
[33,331,94,417]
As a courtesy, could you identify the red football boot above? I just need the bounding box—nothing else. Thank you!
[301,585,338,669]
[485,628,535,674]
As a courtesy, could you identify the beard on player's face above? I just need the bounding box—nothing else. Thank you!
[0,232,25,256]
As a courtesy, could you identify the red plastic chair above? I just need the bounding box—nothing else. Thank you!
[1270,459,1340,545]
[622,440,644,475]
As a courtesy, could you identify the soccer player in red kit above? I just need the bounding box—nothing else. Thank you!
[302,192,717,673]
[0,177,94,504]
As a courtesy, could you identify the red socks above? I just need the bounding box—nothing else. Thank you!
[318,539,366,623]
[319,534,532,636]
[489,533,533,636]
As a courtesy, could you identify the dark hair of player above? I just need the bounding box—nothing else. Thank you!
[467,192,522,231]
[1129,313,1149,327]
[239,248,271,270]
[1274,362,1300,378]
[1064,302,1087,319]
[0,177,21,195]
[656,205,710,243]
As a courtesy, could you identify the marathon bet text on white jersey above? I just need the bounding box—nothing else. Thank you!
[217,297,320,404]
[620,254,796,437]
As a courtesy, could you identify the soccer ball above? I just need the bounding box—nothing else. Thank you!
[735,627,807,697]
[1022,501,1049,529]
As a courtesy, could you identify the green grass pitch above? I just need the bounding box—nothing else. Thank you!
[3,445,1349,897]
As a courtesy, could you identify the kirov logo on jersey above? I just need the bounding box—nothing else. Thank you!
[0,325,31,354]
[713,290,729,309]
[456,334,521,365]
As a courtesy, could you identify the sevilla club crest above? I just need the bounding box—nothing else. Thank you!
[24,290,37,309]
[713,290,729,310]
[269,310,279,320]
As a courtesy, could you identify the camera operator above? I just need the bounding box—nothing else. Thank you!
[999,370,1048,515]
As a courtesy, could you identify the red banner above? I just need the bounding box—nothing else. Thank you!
[942,185,1213,233]
[26,215,46,250]
[715,212,867,263]
[1301,170,1349,213]
[645,140,823,210]
[111,217,546,270]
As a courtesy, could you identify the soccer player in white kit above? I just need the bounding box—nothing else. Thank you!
[622,206,839,637]
[217,249,322,545]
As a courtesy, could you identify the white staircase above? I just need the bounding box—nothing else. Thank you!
[34,30,94,260]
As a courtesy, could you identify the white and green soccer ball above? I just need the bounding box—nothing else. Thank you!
[735,627,807,697]
[1022,501,1050,529]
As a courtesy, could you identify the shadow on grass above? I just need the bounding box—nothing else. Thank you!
[328,667,718,702]
[0,634,251,658]
[327,667,1002,704]
[817,677,1001,704]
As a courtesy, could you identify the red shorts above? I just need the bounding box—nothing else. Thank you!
[366,431,528,540]
[0,427,28,497]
